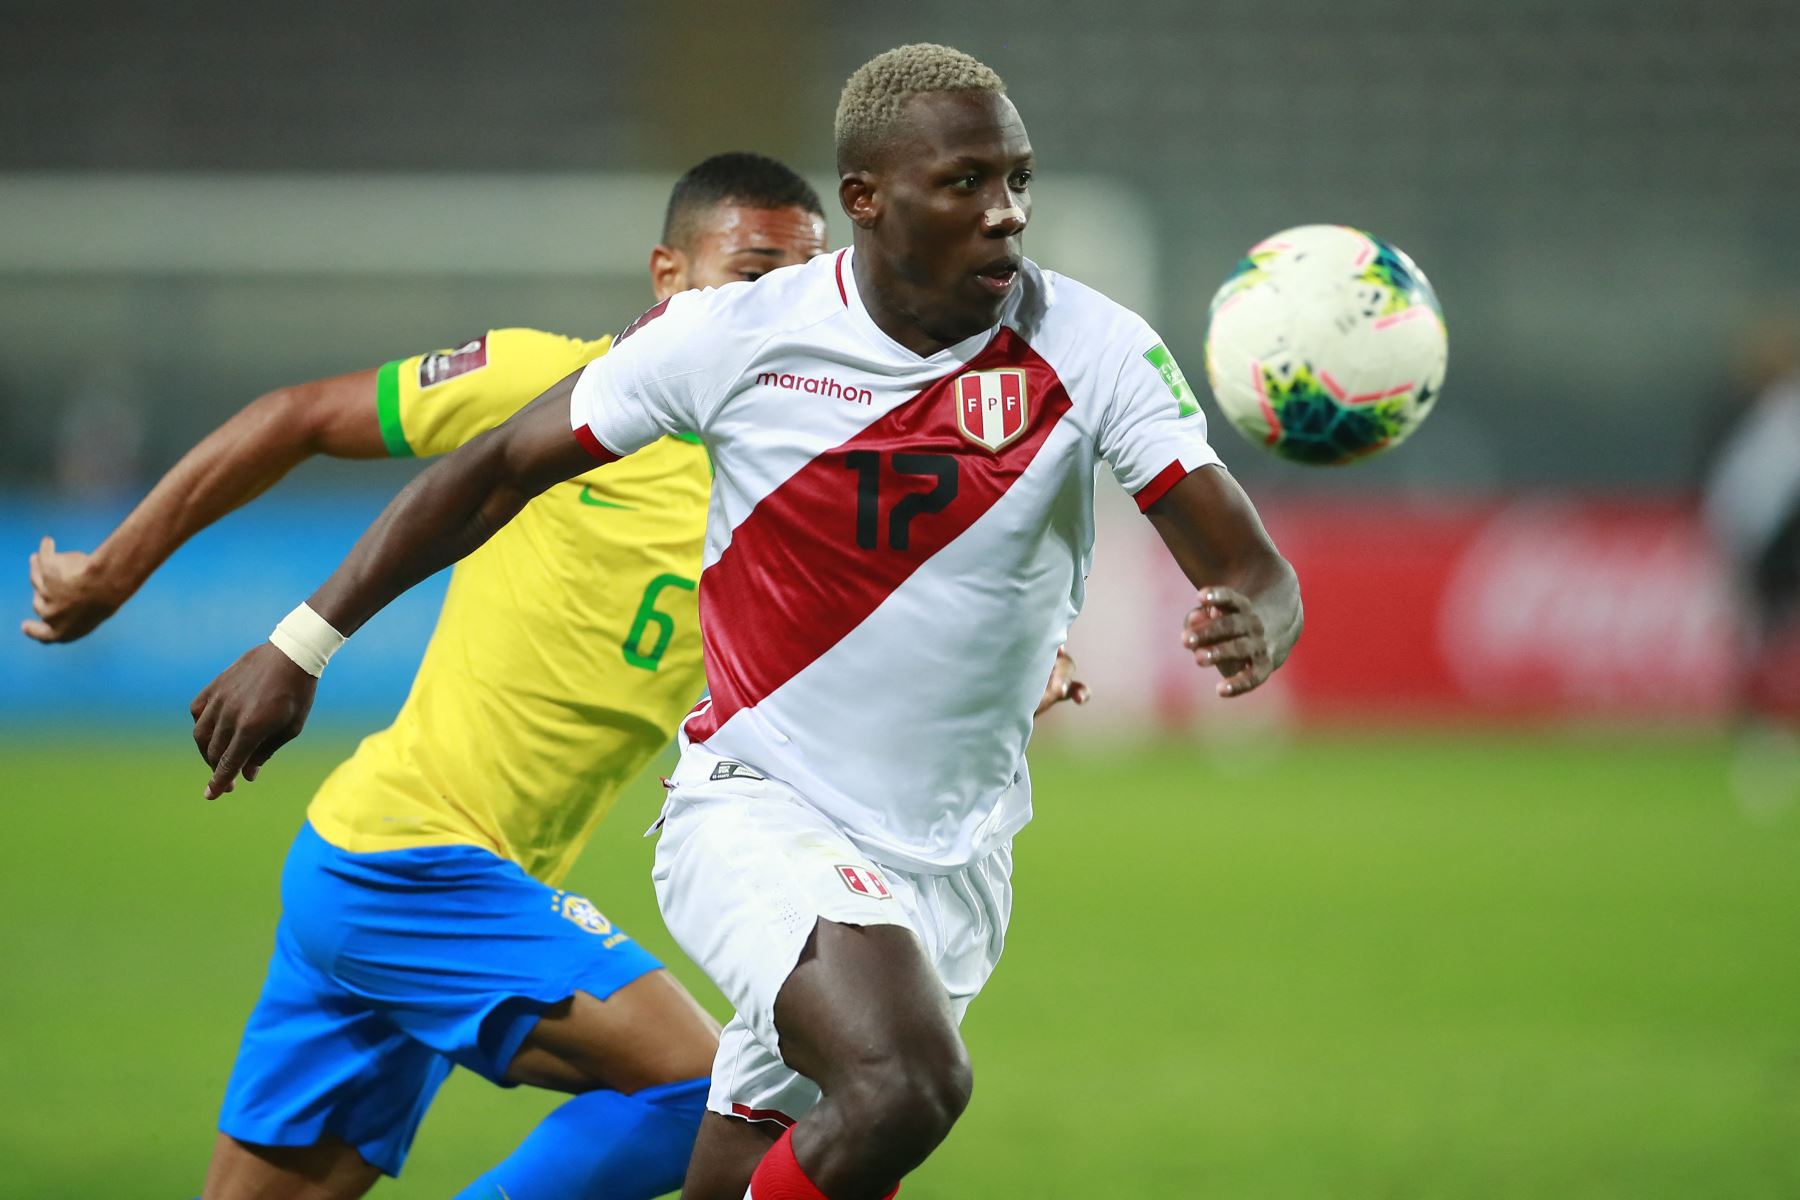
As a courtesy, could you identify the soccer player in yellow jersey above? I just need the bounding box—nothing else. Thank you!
[22,154,833,1200]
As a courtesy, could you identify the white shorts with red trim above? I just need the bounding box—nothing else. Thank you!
[651,743,1013,1128]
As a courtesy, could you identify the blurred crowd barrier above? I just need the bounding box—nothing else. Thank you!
[1070,486,1796,735]
[6,486,1787,732]
[2,495,449,726]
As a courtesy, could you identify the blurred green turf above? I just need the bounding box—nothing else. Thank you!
[2,730,1796,1198]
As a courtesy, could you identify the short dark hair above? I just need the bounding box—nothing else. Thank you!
[662,152,825,248]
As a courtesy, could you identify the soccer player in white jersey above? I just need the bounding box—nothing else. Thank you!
[192,43,1303,1200]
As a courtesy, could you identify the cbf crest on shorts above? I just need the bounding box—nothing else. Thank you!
[955,368,1029,452]
[552,890,616,935]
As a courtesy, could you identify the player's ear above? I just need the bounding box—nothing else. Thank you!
[649,244,686,301]
[839,172,880,231]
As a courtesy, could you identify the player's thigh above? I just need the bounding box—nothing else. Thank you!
[772,918,966,1097]
[506,966,720,1093]
[679,1112,782,1200]
[202,1132,381,1200]
[652,770,919,1058]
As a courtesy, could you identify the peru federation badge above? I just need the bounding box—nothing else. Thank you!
[836,864,893,899]
[954,368,1029,452]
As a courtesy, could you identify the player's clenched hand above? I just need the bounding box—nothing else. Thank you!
[1184,586,1275,698]
[21,536,128,644]
[190,644,318,799]
[1034,645,1092,717]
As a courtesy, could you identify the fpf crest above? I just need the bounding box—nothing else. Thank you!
[954,369,1029,452]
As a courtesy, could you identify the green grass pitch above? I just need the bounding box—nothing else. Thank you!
[2,730,1795,1197]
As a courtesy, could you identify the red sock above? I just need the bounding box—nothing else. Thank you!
[747,1128,899,1200]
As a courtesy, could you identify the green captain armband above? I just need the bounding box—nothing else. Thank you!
[375,360,414,458]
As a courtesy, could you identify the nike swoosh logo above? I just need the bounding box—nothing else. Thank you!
[578,486,636,511]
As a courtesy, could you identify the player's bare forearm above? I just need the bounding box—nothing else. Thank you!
[23,369,383,644]
[102,374,384,583]
[1145,465,1303,696]
[304,379,591,635]
[191,374,592,799]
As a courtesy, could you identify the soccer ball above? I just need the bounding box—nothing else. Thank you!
[1203,225,1446,465]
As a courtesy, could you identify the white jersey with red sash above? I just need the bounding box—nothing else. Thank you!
[570,248,1220,872]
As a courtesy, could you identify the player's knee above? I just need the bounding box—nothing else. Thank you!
[909,1043,974,1134]
[843,1038,973,1154]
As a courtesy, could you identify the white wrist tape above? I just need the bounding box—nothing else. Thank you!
[268,603,346,678]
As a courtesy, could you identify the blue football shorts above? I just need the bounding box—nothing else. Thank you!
[217,820,664,1176]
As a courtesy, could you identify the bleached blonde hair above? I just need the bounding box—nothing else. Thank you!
[834,43,1007,171]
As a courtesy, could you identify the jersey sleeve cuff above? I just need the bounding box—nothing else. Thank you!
[1133,460,1191,513]
[571,423,622,464]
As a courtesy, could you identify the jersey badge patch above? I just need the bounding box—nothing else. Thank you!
[418,336,489,389]
[552,891,617,936]
[837,864,893,899]
[954,368,1029,452]
[1144,343,1201,418]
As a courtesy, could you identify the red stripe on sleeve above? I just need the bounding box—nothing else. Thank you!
[730,1102,797,1128]
[571,424,620,463]
[615,297,671,344]
[685,327,1073,743]
[1134,461,1189,512]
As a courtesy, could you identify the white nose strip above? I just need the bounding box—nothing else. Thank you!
[983,205,1025,229]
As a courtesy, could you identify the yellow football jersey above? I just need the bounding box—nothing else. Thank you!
[306,327,710,885]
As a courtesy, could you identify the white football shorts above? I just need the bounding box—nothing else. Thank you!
[651,744,1013,1127]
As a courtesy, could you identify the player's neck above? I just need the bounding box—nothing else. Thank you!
[850,243,990,359]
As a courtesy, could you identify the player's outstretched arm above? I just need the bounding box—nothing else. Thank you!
[190,373,596,799]
[1144,465,1303,698]
[22,368,386,644]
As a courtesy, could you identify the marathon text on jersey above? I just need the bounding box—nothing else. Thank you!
[756,371,875,406]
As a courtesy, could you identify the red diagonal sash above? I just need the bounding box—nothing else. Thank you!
[686,328,1072,741]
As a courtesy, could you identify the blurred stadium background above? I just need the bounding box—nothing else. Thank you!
[2,2,1797,1196]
